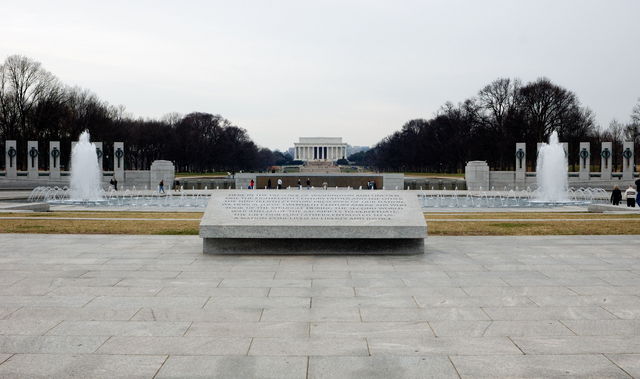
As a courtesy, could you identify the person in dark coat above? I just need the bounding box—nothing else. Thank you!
[610,186,622,206]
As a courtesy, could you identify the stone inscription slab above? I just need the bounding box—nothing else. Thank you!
[221,192,407,221]
[200,190,427,243]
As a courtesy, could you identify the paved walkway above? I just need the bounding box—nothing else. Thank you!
[0,234,639,378]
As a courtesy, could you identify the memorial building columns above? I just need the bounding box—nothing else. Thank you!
[622,141,634,180]
[515,142,526,186]
[293,138,348,163]
[5,140,17,178]
[49,141,61,179]
[601,142,612,180]
[27,140,39,179]
[578,142,590,180]
[114,142,125,182]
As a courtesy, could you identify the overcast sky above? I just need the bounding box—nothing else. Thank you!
[1,0,639,151]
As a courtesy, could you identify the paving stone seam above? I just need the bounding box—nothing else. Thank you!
[557,320,579,336]
[41,320,65,336]
[151,354,170,379]
[90,335,112,353]
[479,320,494,337]
[447,355,463,379]
[182,321,193,337]
[603,353,635,378]
[506,336,526,355]
[246,337,254,356]
[600,305,624,320]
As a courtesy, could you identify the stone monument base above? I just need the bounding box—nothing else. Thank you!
[204,238,425,255]
[199,190,427,255]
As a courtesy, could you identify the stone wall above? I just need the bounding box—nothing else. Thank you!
[235,173,405,190]
[0,160,175,191]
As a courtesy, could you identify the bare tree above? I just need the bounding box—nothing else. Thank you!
[477,77,521,133]
[631,98,640,126]
[0,55,60,139]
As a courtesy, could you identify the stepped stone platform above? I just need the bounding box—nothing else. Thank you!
[199,190,427,254]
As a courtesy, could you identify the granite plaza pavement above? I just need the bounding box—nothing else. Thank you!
[0,234,639,378]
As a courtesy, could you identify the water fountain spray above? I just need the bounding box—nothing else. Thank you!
[70,131,103,201]
[535,131,569,202]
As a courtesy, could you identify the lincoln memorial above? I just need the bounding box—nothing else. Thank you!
[293,137,347,161]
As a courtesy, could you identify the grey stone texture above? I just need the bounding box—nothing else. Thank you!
[0,233,639,378]
[200,190,427,254]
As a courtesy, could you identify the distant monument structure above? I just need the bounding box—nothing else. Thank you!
[293,137,347,161]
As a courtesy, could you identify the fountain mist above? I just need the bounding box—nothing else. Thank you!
[536,131,568,202]
[70,131,103,201]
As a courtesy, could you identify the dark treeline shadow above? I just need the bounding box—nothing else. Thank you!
[352,78,640,173]
[0,55,293,172]
[2,55,638,173]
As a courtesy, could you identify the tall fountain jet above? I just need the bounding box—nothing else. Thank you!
[536,130,568,202]
[70,131,103,201]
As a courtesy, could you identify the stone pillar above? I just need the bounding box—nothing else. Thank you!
[578,142,590,180]
[27,141,39,179]
[114,142,124,183]
[622,141,634,181]
[600,142,612,181]
[95,142,103,171]
[464,161,490,191]
[49,141,61,179]
[150,160,175,190]
[515,143,526,185]
[5,140,17,178]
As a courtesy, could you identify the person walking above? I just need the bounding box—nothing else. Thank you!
[636,179,640,206]
[277,178,283,189]
[610,186,622,206]
[249,179,254,189]
[113,178,118,191]
[267,179,272,189]
[306,178,311,189]
[297,179,302,189]
[625,185,637,207]
[159,180,165,194]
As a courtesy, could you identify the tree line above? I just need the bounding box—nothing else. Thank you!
[0,55,293,172]
[2,55,638,174]
[351,78,640,173]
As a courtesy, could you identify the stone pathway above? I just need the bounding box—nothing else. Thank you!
[0,234,638,378]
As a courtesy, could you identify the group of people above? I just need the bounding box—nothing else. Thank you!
[108,177,172,194]
[263,178,284,189]
[367,180,377,190]
[257,178,312,190]
[610,179,640,207]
